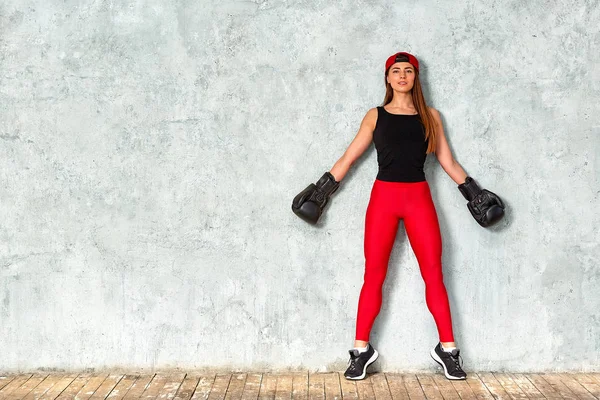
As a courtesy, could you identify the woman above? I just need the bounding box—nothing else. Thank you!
[329,52,468,381]
[292,51,503,379]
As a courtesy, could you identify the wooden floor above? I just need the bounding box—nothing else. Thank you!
[0,372,599,400]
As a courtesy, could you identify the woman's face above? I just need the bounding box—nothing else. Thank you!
[386,62,416,92]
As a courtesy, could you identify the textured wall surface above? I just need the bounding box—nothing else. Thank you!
[1,0,599,372]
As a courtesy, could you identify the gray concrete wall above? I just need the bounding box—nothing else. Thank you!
[1,0,599,372]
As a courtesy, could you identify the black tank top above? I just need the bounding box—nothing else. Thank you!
[373,106,429,182]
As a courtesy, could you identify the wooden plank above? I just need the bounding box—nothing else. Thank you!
[448,378,478,400]
[0,374,34,397]
[431,373,461,400]
[576,374,600,384]
[323,373,342,400]
[6,374,49,399]
[73,373,110,400]
[383,374,409,400]
[402,374,425,400]
[190,375,217,400]
[415,374,443,400]
[493,373,528,400]
[508,373,545,399]
[156,373,187,400]
[55,373,93,399]
[0,374,48,399]
[22,374,65,400]
[274,374,292,400]
[477,373,511,400]
[89,374,124,399]
[258,374,277,400]
[225,374,247,400]
[39,374,79,400]
[207,374,232,400]
[291,373,308,400]
[139,374,170,399]
[463,375,494,400]
[557,374,597,400]
[338,375,358,400]
[173,375,201,400]
[355,376,375,400]
[105,375,139,400]
[124,375,156,399]
[541,374,579,400]
[370,373,392,400]
[308,373,326,400]
[240,374,261,400]
[0,376,17,392]
[572,375,600,399]
[590,375,600,386]
[523,374,563,399]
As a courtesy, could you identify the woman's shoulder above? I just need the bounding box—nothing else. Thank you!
[367,107,380,120]
[361,107,379,119]
[359,107,379,131]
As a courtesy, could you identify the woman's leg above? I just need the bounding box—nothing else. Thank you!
[355,180,400,343]
[402,182,455,343]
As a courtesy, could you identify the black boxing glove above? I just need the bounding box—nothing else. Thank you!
[458,176,505,227]
[292,172,340,224]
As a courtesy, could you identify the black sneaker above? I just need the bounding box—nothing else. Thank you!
[344,343,379,380]
[430,342,467,380]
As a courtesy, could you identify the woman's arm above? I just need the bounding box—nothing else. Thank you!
[329,108,377,181]
[430,107,468,185]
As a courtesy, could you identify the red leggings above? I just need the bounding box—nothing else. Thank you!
[355,179,455,342]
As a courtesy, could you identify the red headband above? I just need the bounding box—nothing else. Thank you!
[385,52,419,72]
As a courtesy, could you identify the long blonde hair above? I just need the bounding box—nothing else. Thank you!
[382,69,437,154]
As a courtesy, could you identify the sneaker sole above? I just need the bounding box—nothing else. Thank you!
[345,350,379,380]
[430,348,466,380]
